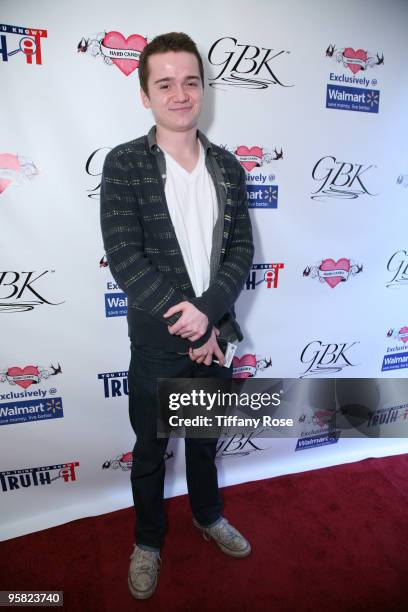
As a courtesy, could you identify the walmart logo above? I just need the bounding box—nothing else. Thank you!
[247,185,278,209]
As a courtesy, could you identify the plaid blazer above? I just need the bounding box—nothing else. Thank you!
[100,126,254,351]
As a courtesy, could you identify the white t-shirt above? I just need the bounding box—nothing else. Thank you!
[163,142,218,297]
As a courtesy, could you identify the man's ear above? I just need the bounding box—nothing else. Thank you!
[140,87,150,109]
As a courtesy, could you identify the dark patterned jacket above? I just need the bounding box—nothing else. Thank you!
[100,126,254,351]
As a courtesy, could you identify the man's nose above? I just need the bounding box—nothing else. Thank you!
[173,84,189,101]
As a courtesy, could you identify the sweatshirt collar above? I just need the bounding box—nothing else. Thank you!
[147,125,212,155]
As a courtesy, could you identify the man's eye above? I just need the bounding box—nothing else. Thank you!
[187,81,198,86]
[159,84,169,89]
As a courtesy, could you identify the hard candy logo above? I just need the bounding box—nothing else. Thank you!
[381,326,408,372]
[386,250,408,288]
[0,154,38,195]
[78,31,147,76]
[0,363,63,426]
[98,371,128,398]
[0,270,64,312]
[104,280,127,317]
[245,263,284,290]
[0,24,47,66]
[326,44,384,76]
[0,461,79,493]
[311,156,377,200]
[325,44,382,113]
[300,340,360,377]
[216,432,270,458]
[207,36,292,90]
[233,354,272,378]
[102,450,173,471]
[303,258,363,288]
[233,145,282,172]
[85,147,111,200]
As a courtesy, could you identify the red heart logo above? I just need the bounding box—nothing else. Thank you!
[399,327,408,343]
[233,354,257,378]
[102,31,147,76]
[235,146,263,172]
[0,153,20,194]
[319,258,351,288]
[7,365,40,389]
[343,48,368,75]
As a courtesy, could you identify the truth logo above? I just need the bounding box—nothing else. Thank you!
[0,23,47,66]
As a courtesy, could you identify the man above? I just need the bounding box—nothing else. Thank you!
[100,32,254,600]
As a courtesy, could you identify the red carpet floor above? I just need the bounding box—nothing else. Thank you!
[1,455,408,611]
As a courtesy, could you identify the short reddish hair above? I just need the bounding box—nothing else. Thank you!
[138,32,204,94]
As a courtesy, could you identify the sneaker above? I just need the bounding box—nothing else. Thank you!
[128,544,161,599]
[193,517,251,558]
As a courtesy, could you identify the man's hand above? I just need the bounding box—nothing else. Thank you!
[188,328,225,366]
[163,301,209,341]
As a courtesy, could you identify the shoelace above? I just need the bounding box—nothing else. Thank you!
[207,520,240,545]
[130,548,161,573]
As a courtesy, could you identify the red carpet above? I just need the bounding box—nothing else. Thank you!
[1,455,408,611]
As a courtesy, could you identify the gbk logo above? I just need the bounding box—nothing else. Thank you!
[386,250,408,288]
[98,371,128,398]
[303,258,363,288]
[0,23,47,66]
[300,340,360,377]
[85,147,111,200]
[78,31,147,76]
[245,263,284,290]
[0,271,64,312]
[311,156,377,200]
[208,37,292,90]
[216,432,270,458]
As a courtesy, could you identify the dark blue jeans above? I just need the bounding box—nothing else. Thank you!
[128,343,233,550]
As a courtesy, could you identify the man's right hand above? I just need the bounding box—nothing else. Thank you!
[163,301,209,341]
[188,328,225,366]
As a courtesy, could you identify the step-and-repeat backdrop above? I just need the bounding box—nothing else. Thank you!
[2,0,408,540]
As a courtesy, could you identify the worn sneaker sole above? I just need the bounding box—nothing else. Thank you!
[128,570,158,600]
[193,519,251,558]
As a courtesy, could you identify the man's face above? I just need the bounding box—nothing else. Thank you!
[141,51,203,133]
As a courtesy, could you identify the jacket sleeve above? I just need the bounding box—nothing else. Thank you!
[190,163,254,325]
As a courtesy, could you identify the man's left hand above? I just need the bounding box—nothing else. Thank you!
[163,301,209,341]
[188,328,225,366]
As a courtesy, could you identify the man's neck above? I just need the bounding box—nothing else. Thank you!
[155,125,199,161]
